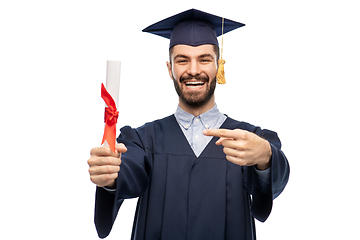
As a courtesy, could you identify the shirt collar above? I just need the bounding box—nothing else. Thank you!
[174,104,223,130]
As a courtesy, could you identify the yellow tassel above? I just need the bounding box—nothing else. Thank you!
[217,59,226,84]
[217,17,226,84]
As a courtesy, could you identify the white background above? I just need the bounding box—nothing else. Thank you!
[1,0,359,239]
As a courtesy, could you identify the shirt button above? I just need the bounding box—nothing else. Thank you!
[205,124,209,128]
[195,119,200,123]
[185,124,189,128]
[195,135,199,139]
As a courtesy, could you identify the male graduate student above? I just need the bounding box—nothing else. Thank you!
[88,9,290,240]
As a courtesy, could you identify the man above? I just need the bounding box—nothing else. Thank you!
[88,9,290,240]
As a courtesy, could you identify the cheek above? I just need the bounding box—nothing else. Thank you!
[210,63,218,76]
[172,66,185,81]
[204,65,217,79]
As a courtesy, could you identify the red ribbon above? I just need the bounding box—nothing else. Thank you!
[101,83,119,153]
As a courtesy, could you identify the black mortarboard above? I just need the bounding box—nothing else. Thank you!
[142,8,245,49]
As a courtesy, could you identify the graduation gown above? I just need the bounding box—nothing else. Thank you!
[94,115,290,240]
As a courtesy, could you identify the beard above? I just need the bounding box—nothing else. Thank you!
[172,72,216,108]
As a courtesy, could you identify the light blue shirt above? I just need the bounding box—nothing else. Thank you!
[174,104,227,157]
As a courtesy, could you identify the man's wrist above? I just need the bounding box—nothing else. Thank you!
[105,179,116,189]
[256,161,271,170]
[256,141,272,170]
[102,180,117,192]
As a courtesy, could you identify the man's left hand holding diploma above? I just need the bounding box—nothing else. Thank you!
[88,144,127,188]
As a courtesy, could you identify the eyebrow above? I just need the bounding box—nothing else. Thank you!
[174,53,214,60]
[174,54,190,60]
[198,54,214,59]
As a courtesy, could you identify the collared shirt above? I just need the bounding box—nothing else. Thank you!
[174,104,227,157]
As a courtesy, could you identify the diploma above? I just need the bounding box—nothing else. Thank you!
[105,61,121,107]
[101,61,121,153]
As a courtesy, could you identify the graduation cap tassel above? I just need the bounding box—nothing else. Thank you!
[217,59,226,84]
[217,17,226,84]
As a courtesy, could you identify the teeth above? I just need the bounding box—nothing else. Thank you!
[186,81,204,85]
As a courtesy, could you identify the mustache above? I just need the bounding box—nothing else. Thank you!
[180,74,209,83]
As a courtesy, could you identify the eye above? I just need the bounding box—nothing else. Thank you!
[176,59,188,64]
[200,58,212,63]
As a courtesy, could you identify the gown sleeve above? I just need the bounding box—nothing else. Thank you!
[242,128,290,222]
[94,126,150,238]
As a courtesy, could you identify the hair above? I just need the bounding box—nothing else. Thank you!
[169,44,220,65]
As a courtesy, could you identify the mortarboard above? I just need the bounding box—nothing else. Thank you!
[142,9,245,84]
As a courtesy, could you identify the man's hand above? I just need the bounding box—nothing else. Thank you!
[203,129,272,170]
[87,143,127,188]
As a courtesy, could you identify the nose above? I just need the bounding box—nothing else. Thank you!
[187,60,201,76]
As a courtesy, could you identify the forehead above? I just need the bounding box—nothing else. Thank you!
[171,44,216,59]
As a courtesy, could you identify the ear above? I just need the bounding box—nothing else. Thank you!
[166,61,173,80]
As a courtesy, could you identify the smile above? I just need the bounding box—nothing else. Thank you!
[184,81,206,87]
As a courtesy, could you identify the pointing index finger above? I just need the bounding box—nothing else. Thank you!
[203,128,240,139]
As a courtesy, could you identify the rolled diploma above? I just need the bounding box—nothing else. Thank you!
[103,61,121,147]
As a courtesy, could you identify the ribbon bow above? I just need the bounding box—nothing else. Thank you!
[101,83,119,153]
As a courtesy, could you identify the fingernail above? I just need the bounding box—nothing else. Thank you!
[117,143,126,148]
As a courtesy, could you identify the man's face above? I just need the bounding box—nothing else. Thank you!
[167,44,217,108]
